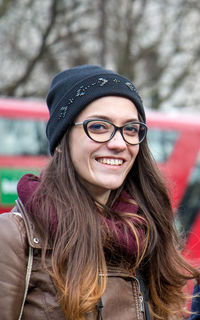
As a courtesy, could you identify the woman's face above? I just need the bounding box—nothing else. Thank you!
[69,96,140,204]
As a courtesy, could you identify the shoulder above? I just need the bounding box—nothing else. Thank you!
[0,200,49,250]
[0,211,28,319]
[0,210,28,270]
[0,210,27,251]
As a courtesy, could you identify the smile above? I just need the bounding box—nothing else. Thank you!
[97,158,123,166]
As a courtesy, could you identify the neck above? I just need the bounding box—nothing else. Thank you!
[79,179,111,205]
[93,191,110,205]
[89,187,111,205]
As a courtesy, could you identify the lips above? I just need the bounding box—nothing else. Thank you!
[96,157,124,166]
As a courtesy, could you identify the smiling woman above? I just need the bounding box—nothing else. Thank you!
[69,96,140,204]
[0,65,199,320]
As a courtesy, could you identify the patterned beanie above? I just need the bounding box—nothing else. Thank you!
[46,64,145,155]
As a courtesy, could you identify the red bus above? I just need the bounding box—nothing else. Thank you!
[0,98,200,264]
[147,111,200,263]
[0,98,49,212]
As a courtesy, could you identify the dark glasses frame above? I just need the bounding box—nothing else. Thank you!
[74,119,148,145]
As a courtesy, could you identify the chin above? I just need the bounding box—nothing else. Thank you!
[100,182,124,190]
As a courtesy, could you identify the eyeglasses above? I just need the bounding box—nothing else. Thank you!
[74,119,148,145]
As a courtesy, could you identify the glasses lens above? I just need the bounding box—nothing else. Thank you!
[86,120,114,142]
[123,123,147,144]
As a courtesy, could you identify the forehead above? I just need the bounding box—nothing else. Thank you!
[76,96,139,121]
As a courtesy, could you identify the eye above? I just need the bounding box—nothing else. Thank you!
[87,121,110,133]
[123,123,139,136]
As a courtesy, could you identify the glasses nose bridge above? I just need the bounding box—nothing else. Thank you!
[110,123,125,142]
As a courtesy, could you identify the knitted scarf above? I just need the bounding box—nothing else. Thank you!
[17,174,146,261]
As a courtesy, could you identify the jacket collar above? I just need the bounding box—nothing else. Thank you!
[15,198,51,250]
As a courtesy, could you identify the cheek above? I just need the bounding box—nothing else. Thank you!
[135,146,140,158]
[69,145,85,181]
[130,145,139,163]
[69,131,81,169]
[68,131,92,174]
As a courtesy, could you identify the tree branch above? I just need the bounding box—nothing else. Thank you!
[1,0,58,96]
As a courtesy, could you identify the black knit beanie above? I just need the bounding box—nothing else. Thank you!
[46,64,145,155]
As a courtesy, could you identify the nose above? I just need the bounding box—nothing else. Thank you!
[106,130,127,151]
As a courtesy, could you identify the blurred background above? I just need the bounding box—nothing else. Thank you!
[0,0,200,113]
[0,0,200,264]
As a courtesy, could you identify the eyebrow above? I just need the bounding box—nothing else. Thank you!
[86,114,139,123]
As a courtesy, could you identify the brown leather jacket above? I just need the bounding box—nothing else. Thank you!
[0,200,149,320]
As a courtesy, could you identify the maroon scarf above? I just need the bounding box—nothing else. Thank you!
[17,174,146,260]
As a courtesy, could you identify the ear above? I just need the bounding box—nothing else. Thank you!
[56,146,62,153]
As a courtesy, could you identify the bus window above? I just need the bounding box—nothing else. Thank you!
[175,151,200,235]
[147,128,179,163]
[0,117,49,156]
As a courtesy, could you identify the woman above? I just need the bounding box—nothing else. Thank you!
[0,65,199,320]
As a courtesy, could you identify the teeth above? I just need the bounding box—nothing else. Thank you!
[98,158,123,166]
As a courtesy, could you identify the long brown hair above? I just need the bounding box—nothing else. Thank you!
[30,129,199,319]
[125,140,200,318]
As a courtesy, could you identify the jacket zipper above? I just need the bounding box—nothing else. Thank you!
[139,294,145,313]
[133,276,146,319]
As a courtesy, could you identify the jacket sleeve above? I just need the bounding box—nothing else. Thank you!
[0,212,27,320]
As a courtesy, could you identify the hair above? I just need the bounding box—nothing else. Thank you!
[29,128,200,320]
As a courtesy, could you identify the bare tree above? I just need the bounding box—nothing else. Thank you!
[0,0,200,111]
